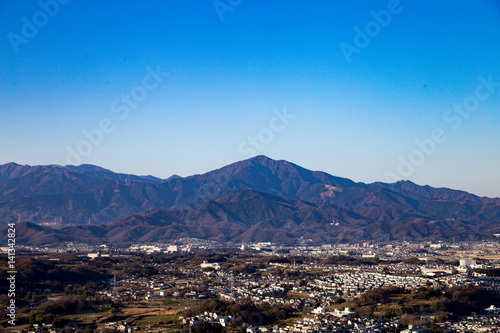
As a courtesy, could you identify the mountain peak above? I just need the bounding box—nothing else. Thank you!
[1,157,500,244]
[235,155,301,173]
[246,155,275,163]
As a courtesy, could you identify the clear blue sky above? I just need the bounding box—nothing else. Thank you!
[1,0,500,197]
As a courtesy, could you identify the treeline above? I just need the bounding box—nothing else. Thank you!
[349,285,500,320]
[2,295,113,327]
[323,255,379,266]
[4,257,111,292]
[475,268,500,277]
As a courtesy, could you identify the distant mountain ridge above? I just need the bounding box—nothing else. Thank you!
[5,189,500,246]
[0,162,164,187]
[1,156,499,245]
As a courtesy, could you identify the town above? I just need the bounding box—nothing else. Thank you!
[2,240,500,332]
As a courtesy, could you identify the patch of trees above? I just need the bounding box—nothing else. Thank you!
[359,286,408,305]
[184,299,293,328]
[443,285,500,315]
[351,285,500,320]
[261,256,320,265]
[323,255,379,266]
[9,296,111,327]
[230,265,257,274]
[12,258,111,293]
[415,287,442,299]
[123,262,159,277]
[183,322,224,333]
[35,296,108,316]
[475,268,500,277]
[402,257,421,265]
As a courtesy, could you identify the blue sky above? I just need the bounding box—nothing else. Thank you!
[1,0,500,197]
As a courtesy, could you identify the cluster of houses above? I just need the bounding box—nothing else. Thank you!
[308,272,433,297]
[182,311,233,327]
[436,315,500,332]
[25,323,56,333]
[103,321,135,332]
[184,311,429,332]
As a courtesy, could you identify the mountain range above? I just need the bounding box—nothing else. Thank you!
[2,156,499,245]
